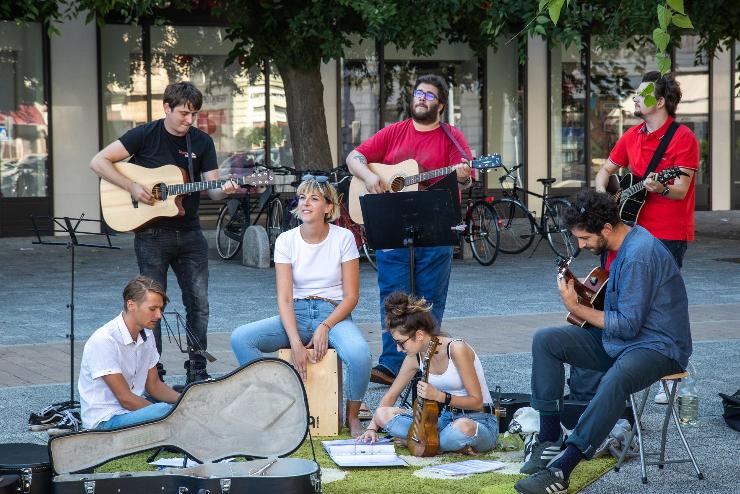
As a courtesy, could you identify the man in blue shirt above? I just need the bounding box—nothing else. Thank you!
[515,190,692,494]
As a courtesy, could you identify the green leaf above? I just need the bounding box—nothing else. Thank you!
[657,4,671,31]
[656,52,672,74]
[667,0,685,14]
[534,24,547,36]
[640,82,655,98]
[644,95,657,107]
[652,28,670,52]
[671,13,694,29]
[548,0,565,25]
[539,0,549,12]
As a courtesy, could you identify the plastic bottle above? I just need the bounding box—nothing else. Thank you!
[677,372,699,426]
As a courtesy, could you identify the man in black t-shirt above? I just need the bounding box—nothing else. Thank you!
[90,81,237,384]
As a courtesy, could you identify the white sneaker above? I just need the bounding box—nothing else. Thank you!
[654,381,677,404]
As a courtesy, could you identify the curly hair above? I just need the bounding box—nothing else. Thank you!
[642,71,682,117]
[384,291,439,337]
[413,74,449,112]
[563,190,622,234]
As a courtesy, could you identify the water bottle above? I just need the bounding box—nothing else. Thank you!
[677,374,699,426]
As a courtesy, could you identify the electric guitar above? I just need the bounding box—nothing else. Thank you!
[347,154,502,225]
[606,166,689,224]
[556,257,609,328]
[100,162,274,232]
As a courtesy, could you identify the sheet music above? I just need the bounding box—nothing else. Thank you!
[425,459,506,476]
[322,438,407,467]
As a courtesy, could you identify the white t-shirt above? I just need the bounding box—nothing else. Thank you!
[78,313,160,429]
[273,223,359,300]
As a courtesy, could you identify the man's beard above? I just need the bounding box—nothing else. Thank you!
[411,102,439,124]
[634,109,645,119]
[587,235,608,256]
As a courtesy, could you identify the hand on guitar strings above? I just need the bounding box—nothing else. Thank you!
[417,381,444,402]
[557,275,579,313]
[221,174,240,195]
[130,182,155,205]
[643,172,666,195]
[455,161,472,181]
[363,173,387,194]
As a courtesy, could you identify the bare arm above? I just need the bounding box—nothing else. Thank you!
[594,160,621,193]
[644,167,695,200]
[90,141,154,205]
[144,367,180,403]
[102,373,157,411]
[346,150,385,194]
[417,341,483,410]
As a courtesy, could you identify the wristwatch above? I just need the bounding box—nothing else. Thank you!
[660,186,670,197]
[443,392,452,407]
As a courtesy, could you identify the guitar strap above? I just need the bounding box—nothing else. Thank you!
[185,130,196,195]
[440,123,471,162]
[640,120,680,180]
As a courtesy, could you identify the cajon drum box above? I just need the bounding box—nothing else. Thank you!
[278,349,342,436]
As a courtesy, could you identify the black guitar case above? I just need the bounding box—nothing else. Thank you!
[49,358,322,493]
[0,443,52,493]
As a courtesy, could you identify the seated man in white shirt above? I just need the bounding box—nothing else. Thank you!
[79,276,180,430]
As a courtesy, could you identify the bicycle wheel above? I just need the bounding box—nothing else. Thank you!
[491,198,535,254]
[468,201,500,266]
[358,225,377,270]
[545,198,581,258]
[267,197,284,251]
[215,202,248,260]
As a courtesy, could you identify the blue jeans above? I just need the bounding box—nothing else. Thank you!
[384,408,498,453]
[376,246,453,375]
[658,239,687,269]
[95,402,172,430]
[134,228,210,364]
[530,325,683,458]
[230,299,371,402]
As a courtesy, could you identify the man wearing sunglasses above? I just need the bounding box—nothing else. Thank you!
[346,74,472,386]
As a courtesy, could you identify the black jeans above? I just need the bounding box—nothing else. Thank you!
[658,239,687,269]
[134,228,210,365]
[530,325,683,459]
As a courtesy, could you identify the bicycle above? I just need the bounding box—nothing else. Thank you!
[215,165,299,260]
[490,164,580,259]
[460,186,500,266]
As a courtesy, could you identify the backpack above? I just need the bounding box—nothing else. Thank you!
[719,389,740,432]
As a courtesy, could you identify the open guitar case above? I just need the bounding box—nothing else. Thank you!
[49,358,322,493]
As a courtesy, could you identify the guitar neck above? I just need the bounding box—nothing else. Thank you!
[167,176,249,196]
[623,177,649,198]
[404,165,459,186]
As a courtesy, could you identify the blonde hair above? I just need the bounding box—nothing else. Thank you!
[291,177,341,222]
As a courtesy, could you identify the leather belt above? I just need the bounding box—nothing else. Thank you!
[445,404,495,415]
[296,296,339,307]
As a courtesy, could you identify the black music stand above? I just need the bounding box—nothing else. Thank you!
[31,215,118,404]
[360,189,459,295]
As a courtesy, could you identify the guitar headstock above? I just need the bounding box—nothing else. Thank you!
[471,154,502,170]
[655,166,689,184]
[243,171,275,186]
[556,256,574,280]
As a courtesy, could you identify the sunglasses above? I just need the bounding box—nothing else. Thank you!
[393,335,412,349]
[302,174,329,184]
[413,89,438,102]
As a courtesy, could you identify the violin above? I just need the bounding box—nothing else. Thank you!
[406,336,440,457]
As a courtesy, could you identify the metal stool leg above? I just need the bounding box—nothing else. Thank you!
[615,384,651,484]
[657,379,675,469]
[666,381,705,480]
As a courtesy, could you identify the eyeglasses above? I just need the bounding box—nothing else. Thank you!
[413,89,438,102]
[302,174,329,184]
[393,335,412,349]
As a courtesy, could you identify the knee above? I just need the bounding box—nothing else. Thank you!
[532,327,558,354]
[230,325,254,351]
[452,418,478,437]
[374,407,398,427]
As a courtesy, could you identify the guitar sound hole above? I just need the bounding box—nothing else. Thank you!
[390,177,405,192]
[152,184,163,200]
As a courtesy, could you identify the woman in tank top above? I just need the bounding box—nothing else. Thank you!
[358,292,498,453]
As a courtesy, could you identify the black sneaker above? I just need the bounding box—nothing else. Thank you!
[515,467,569,494]
[28,400,79,431]
[47,410,81,437]
[185,360,211,385]
[520,433,564,474]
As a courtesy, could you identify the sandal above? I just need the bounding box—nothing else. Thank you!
[358,403,373,421]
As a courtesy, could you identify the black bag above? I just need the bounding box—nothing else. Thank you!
[719,389,740,432]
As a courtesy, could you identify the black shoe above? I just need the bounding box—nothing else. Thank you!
[185,360,211,385]
[515,467,569,494]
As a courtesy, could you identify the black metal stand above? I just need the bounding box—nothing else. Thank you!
[31,214,118,404]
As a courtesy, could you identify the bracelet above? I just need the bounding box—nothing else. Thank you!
[366,427,377,432]
[319,321,332,330]
[443,392,452,407]
[660,186,670,197]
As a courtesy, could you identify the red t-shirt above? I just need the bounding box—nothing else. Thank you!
[608,116,698,241]
[355,119,472,186]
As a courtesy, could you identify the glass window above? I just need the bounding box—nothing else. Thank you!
[0,22,49,199]
[734,42,740,209]
[674,35,709,197]
[550,42,586,188]
[486,38,524,189]
[589,37,657,186]
[340,37,380,162]
[383,41,483,159]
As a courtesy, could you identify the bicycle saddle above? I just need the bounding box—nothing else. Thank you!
[537,178,557,185]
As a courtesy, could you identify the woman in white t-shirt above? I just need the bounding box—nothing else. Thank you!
[231,175,371,437]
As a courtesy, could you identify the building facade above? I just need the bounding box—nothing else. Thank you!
[0,16,737,236]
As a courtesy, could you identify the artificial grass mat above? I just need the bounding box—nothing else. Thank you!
[95,431,615,493]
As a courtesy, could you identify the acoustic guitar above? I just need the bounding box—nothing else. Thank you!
[100,162,273,232]
[606,166,689,224]
[407,336,441,457]
[556,257,608,327]
[347,155,502,225]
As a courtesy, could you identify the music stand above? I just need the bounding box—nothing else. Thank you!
[360,189,459,295]
[31,214,118,404]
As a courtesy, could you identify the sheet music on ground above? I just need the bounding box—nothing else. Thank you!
[322,438,407,467]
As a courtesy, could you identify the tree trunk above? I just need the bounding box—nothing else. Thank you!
[277,62,333,171]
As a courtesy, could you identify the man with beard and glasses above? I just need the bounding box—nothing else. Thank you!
[594,71,698,270]
[513,190,691,494]
[346,74,472,386]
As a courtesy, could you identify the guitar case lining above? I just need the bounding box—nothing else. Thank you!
[49,358,321,493]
